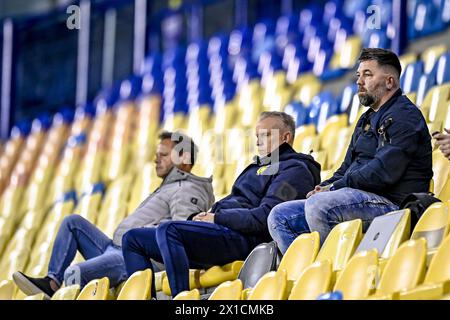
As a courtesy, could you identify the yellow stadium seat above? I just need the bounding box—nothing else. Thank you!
[155,271,165,292]
[214,101,238,133]
[432,150,450,196]
[74,191,103,224]
[0,280,15,300]
[162,269,201,296]
[20,208,46,233]
[277,232,320,292]
[208,279,243,300]
[199,261,244,289]
[25,293,46,300]
[0,216,14,255]
[128,163,160,214]
[247,270,288,300]
[292,73,322,106]
[399,234,450,300]
[420,83,450,122]
[298,135,320,154]
[173,288,201,300]
[333,249,379,300]
[406,92,417,104]
[77,277,110,300]
[411,202,449,253]
[379,209,412,260]
[428,121,443,151]
[315,219,363,274]
[369,239,427,299]
[439,177,450,201]
[310,151,327,170]
[288,260,332,300]
[399,52,418,71]
[325,127,352,171]
[421,44,448,74]
[329,36,362,69]
[117,269,152,300]
[51,285,80,300]
[293,124,316,152]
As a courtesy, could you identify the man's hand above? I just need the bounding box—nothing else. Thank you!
[434,128,450,160]
[306,184,332,198]
[192,212,215,223]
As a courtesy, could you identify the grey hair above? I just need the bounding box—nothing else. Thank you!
[259,111,296,138]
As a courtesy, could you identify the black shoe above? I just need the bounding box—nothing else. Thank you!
[13,271,56,299]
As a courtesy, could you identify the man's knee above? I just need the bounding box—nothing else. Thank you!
[63,265,82,286]
[267,203,287,230]
[155,221,179,242]
[61,214,85,230]
[122,229,141,250]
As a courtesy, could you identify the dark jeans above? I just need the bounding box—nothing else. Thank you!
[122,221,256,297]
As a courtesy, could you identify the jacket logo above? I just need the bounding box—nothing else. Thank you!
[257,165,270,175]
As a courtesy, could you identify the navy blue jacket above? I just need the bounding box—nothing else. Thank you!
[212,143,321,244]
[321,89,433,205]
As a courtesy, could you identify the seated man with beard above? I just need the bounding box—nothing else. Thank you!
[268,48,433,253]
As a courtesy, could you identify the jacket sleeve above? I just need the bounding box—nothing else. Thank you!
[214,163,315,235]
[332,118,422,192]
[168,180,214,221]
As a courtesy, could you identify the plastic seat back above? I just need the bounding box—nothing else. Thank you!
[173,288,200,300]
[238,241,278,289]
[376,239,427,296]
[77,277,110,300]
[248,270,287,300]
[117,269,152,300]
[51,284,80,300]
[411,202,449,250]
[424,234,450,284]
[209,279,243,300]
[333,249,379,300]
[316,219,362,271]
[288,260,332,300]
[277,232,320,282]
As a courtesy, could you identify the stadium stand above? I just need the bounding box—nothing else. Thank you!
[0,0,449,301]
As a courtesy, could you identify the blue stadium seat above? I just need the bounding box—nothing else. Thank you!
[401,60,425,93]
[118,76,143,103]
[308,91,338,128]
[284,101,310,128]
[435,52,450,85]
[416,72,437,106]
[408,1,445,39]
[337,83,357,114]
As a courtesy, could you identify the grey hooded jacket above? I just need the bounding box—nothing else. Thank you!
[112,167,214,246]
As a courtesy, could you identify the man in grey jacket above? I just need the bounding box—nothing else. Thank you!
[12,131,214,298]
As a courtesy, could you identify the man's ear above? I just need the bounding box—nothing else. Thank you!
[284,131,293,144]
[180,152,193,165]
[386,76,395,90]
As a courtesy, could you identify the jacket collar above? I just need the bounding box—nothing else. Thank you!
[161,167,189,185]
[161,166,213,185]
[364,88,403,129]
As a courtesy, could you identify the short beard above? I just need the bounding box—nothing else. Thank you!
[358,92,376,107]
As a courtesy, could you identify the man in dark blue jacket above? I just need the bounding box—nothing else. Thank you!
[121,111,321,297]
[269,48,433,253]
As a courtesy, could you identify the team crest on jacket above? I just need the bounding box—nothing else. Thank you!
[257,165,270,175]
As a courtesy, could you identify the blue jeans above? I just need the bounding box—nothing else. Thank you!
[47,215,128,288]
[268,187,399,254]
[122,221,256,297]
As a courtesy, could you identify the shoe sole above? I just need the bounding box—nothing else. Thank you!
[12,272,51,300]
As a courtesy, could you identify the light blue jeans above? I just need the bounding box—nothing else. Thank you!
[268,187,399,254]
[47,214,128,288]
